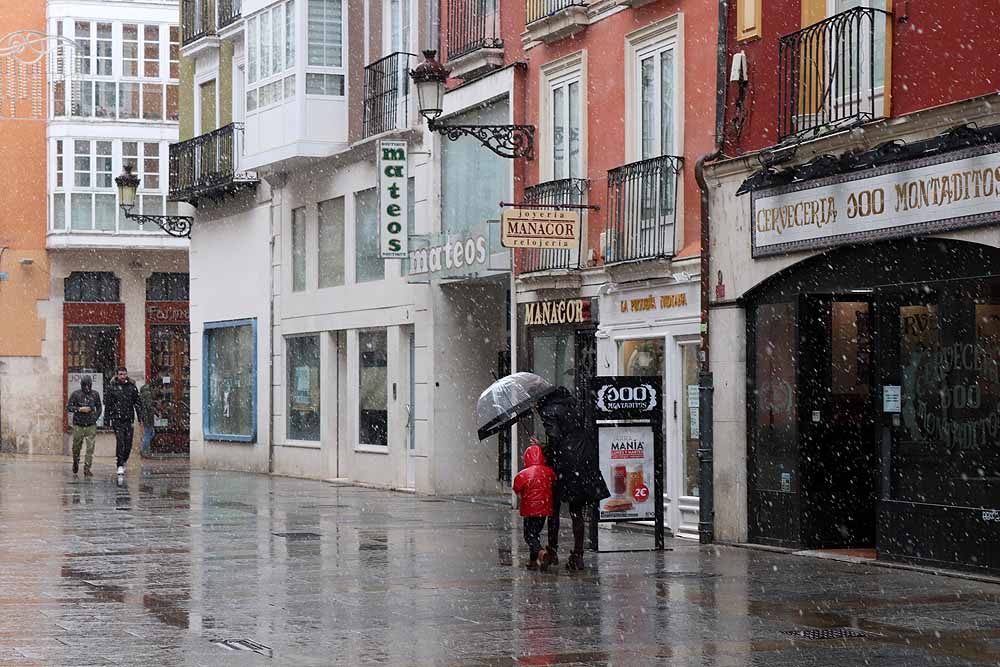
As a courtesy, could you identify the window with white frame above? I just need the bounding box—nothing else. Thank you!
[306,0,345,96]
[626,19,681,251]
[246,0,296,113]
[51,139,174,234]
[549,73,582,181]
[53,20,179,122]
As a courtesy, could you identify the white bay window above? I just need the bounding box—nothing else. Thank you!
[246,0,296,112]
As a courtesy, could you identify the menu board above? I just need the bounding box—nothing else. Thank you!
[597,425,656,521]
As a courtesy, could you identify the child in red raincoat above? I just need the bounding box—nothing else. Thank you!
[512,443,557,570]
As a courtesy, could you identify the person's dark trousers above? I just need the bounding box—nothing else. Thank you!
[113,422,134,467]
[548,491,587,554]
[523,517,545,559]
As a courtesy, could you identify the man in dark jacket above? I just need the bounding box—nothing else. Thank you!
[67,375,102,476]
[104,366,141,475]
[537,387,610,571]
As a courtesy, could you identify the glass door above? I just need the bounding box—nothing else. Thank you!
[405,330,416,489]
[676,341,701,538]
[148,324,191,454]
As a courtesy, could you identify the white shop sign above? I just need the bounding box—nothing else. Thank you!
[752,145,1000,257]
[378,139,408,258]
[600,282,699,327]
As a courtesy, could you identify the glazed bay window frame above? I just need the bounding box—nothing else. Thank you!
[53,20,179,122]
[203,319,258,442]
[50,139,174,235]
[246,0,297,113]
[547,65,583,182]
[306,0,347,97]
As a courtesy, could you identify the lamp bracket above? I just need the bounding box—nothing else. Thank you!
[429,121,535,160]
[121,210,193,238]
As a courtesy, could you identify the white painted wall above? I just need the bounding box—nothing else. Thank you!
[189,187,273,473]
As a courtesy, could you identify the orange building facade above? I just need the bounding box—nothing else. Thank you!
[0,0,56,452]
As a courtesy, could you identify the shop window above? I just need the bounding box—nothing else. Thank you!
[287,335,321,441]
[146,272,190,301]
[752,302,798,494]
[318,196,345,288]
[64,272,120,303]
[355,188,384,283]
[203,320,257,441]
[292,207,307,291]
[680,343,700,498]
[533,334,576,393]
[619,338,664,377]
[359,330,388,447]
[66,324,121,424]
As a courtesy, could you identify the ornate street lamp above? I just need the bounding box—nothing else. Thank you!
[410,50,534,160]
[115,164,193,238]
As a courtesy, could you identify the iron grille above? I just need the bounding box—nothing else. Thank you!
[362,52,412,138]
[517,178,588,274]
[218,0,241,29]
[778,6,891,141]
[605,155,682,264]
[526,0,587,25]
[181,0,216,45]
[168,123,257,203]
[447,0,503,61]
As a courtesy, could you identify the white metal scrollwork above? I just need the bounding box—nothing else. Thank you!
[0,30,81,120]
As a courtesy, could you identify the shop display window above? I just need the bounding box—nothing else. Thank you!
[751,302,798,493]
[203,320,257,441]
[619,338,664,377]
[67,325,121,421]
[532,334,576,393]
[287,335,321,441]
[680,344,700,498]
[359,330,388,447]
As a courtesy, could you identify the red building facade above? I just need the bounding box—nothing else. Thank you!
[705,0,1000,573]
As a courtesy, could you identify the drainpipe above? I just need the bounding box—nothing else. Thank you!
[694,0,729,545]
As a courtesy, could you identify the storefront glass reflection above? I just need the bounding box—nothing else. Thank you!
[752,303,797,494]
[619,339,664,377]
[204,322,255,439]
[532,334,576,393]
[287,335,320,441]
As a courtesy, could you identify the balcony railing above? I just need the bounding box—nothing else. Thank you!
[605,155,682,264]
[362,52,412,139]
[168,123,257,203]
[181,0,216,45]
[778,6,890,141]
[447,0,503,61]
[218,0,242,29]
[526,0,587,25]
[517,178,588,274]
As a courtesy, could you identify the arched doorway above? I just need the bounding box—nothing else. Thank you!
[745,238,1000,573]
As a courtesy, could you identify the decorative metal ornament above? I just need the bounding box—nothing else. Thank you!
[430,121,535,160]
[118,213,194,239]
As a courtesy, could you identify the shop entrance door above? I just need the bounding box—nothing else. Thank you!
[148,323,191,455]
[799,295,879,548]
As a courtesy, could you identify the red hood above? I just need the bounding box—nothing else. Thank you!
[523,444,545,467]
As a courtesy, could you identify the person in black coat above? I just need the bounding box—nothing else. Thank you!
[536,387,610,571]
[67,375,102,476]
[105,366,141,475]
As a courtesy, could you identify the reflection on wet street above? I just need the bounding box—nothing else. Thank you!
[0,459,998,665]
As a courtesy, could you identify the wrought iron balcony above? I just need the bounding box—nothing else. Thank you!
[181,0,216,45]
[447,0,503,61]
[218,0,242,29]
[362,52,413,139]
[526,0,588,26]
[605,155,682,264]
[517,178,587,275]
[778,6,891,141]
[168,123,258,204]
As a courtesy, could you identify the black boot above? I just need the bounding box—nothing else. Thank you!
[565,551,585,571]
[72,460,79,474]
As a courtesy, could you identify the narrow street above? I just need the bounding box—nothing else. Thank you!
[0,458,996,666]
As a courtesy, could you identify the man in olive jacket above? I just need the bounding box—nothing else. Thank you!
[67,375,102,476]
[105,366,141,475]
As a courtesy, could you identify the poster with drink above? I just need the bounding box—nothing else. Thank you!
[598,425,656,521]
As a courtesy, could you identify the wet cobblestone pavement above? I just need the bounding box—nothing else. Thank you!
[1,459,999,666]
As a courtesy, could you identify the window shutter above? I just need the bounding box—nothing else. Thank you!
[737,0,762,42]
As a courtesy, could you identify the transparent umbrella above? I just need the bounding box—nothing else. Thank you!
[477,372,556,440]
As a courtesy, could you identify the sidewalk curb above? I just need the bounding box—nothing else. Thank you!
[728,541,1000,587]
